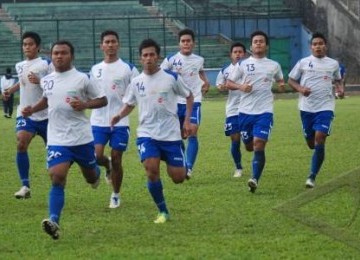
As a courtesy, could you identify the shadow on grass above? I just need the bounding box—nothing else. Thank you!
[274,167,360,251]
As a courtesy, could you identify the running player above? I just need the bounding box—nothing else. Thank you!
[90,30,139,208]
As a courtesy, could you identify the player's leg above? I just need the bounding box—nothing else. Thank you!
[108,127,129,208]
[14,117,36,198]
[163,140,187,183]
[306,111,333,187]
[92,126,111,183]
[226,115,242,177]
[247,113,272,193]
[76,142,101,187]
[185,102,201,176]
[42,145,72,240]
[137,138,168,223]
[3,98,9,117]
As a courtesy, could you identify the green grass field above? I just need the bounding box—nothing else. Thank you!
[0,95,359,259]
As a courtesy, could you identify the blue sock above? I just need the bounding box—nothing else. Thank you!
[309,144,325,180]
[231,140,242,169]
[147,180,168,214]
[252,150,265,181]
[186,136,198,170]
[16,152,30,187]
[49,184,64,224]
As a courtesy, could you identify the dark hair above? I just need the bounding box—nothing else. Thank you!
[178,28,195,41]
[250,30,269,45]
[100,30,119,42]
[138,38,160,56]
[231,42,246,53]
[22,31,41,46]
[5,67,11,74]
[51,40,75,56]
[311,32,327,44]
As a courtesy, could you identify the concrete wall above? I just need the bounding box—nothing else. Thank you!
[317,0,360,83]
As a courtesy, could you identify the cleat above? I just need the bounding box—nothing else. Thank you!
[153,212,169,224]
[14,186,31,199]
[247,178,258,193]
[109,194,120,209]
[305,178,315,188]
[233,169,243,178]
[185,169,192,180]
[42,219,60,240]
[105,156,112,185]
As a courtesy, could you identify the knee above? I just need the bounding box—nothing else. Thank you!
[173,177,185,184]
[17,140,28,152]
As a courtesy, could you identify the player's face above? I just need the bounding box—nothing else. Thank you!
[22,37,39,60]
[311,37,327,58]
[140,46,159,73]
[251,35,267,56]
[51,44,73,72]
[179,34,194,55]
[230,46,246,64]
[101,34,119,57]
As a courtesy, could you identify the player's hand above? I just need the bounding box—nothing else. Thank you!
[28,72,40,84]
[21,106,33,117]
[182,121,194,138]
[110,114,121,127]
[2,90,10,101]
[336,89,345,99]
[278,84,286,93]
[301,87,311,97]
[217,84,227,92]
[69,98,87,111]
[241,81,252,93]
[201,82,210,95]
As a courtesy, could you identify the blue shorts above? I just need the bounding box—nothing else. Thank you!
[136,137,185,167]
[92,126,129,151]
[178,102,201,129]
[300,110,334,140]
[238,113,273,144]
[224,115,240,136]
[16,116,48,143]
[47,142,97,169]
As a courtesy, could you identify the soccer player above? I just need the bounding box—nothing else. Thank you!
[90,30,139,208]
[226,31,285,193]
[288,32,344,188]
[111,39,194,224]
[3,32,52,199]
[22,40,107,239]
[216,42,247,178]
[1,67,16,118]
[160,28,209,178]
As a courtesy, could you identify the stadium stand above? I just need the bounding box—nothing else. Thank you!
[0,0,295,73]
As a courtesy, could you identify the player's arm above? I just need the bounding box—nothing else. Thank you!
[183,92,194,138]
[225,79,252,93]
[70,96,108,111]
[288,78,311,97]
[199,70,210,95]
[110,104,135,127]
[21,97,48,117]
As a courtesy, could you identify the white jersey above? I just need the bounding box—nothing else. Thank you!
[160,52,204,104]
[228,56,283,114]
[90,58,139,127]
[123,69,191,141]
[216,62,241,117]
[16,57,52,121]
[1,76,16,92]
[41,68,105,146]
[288,55,341,112]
